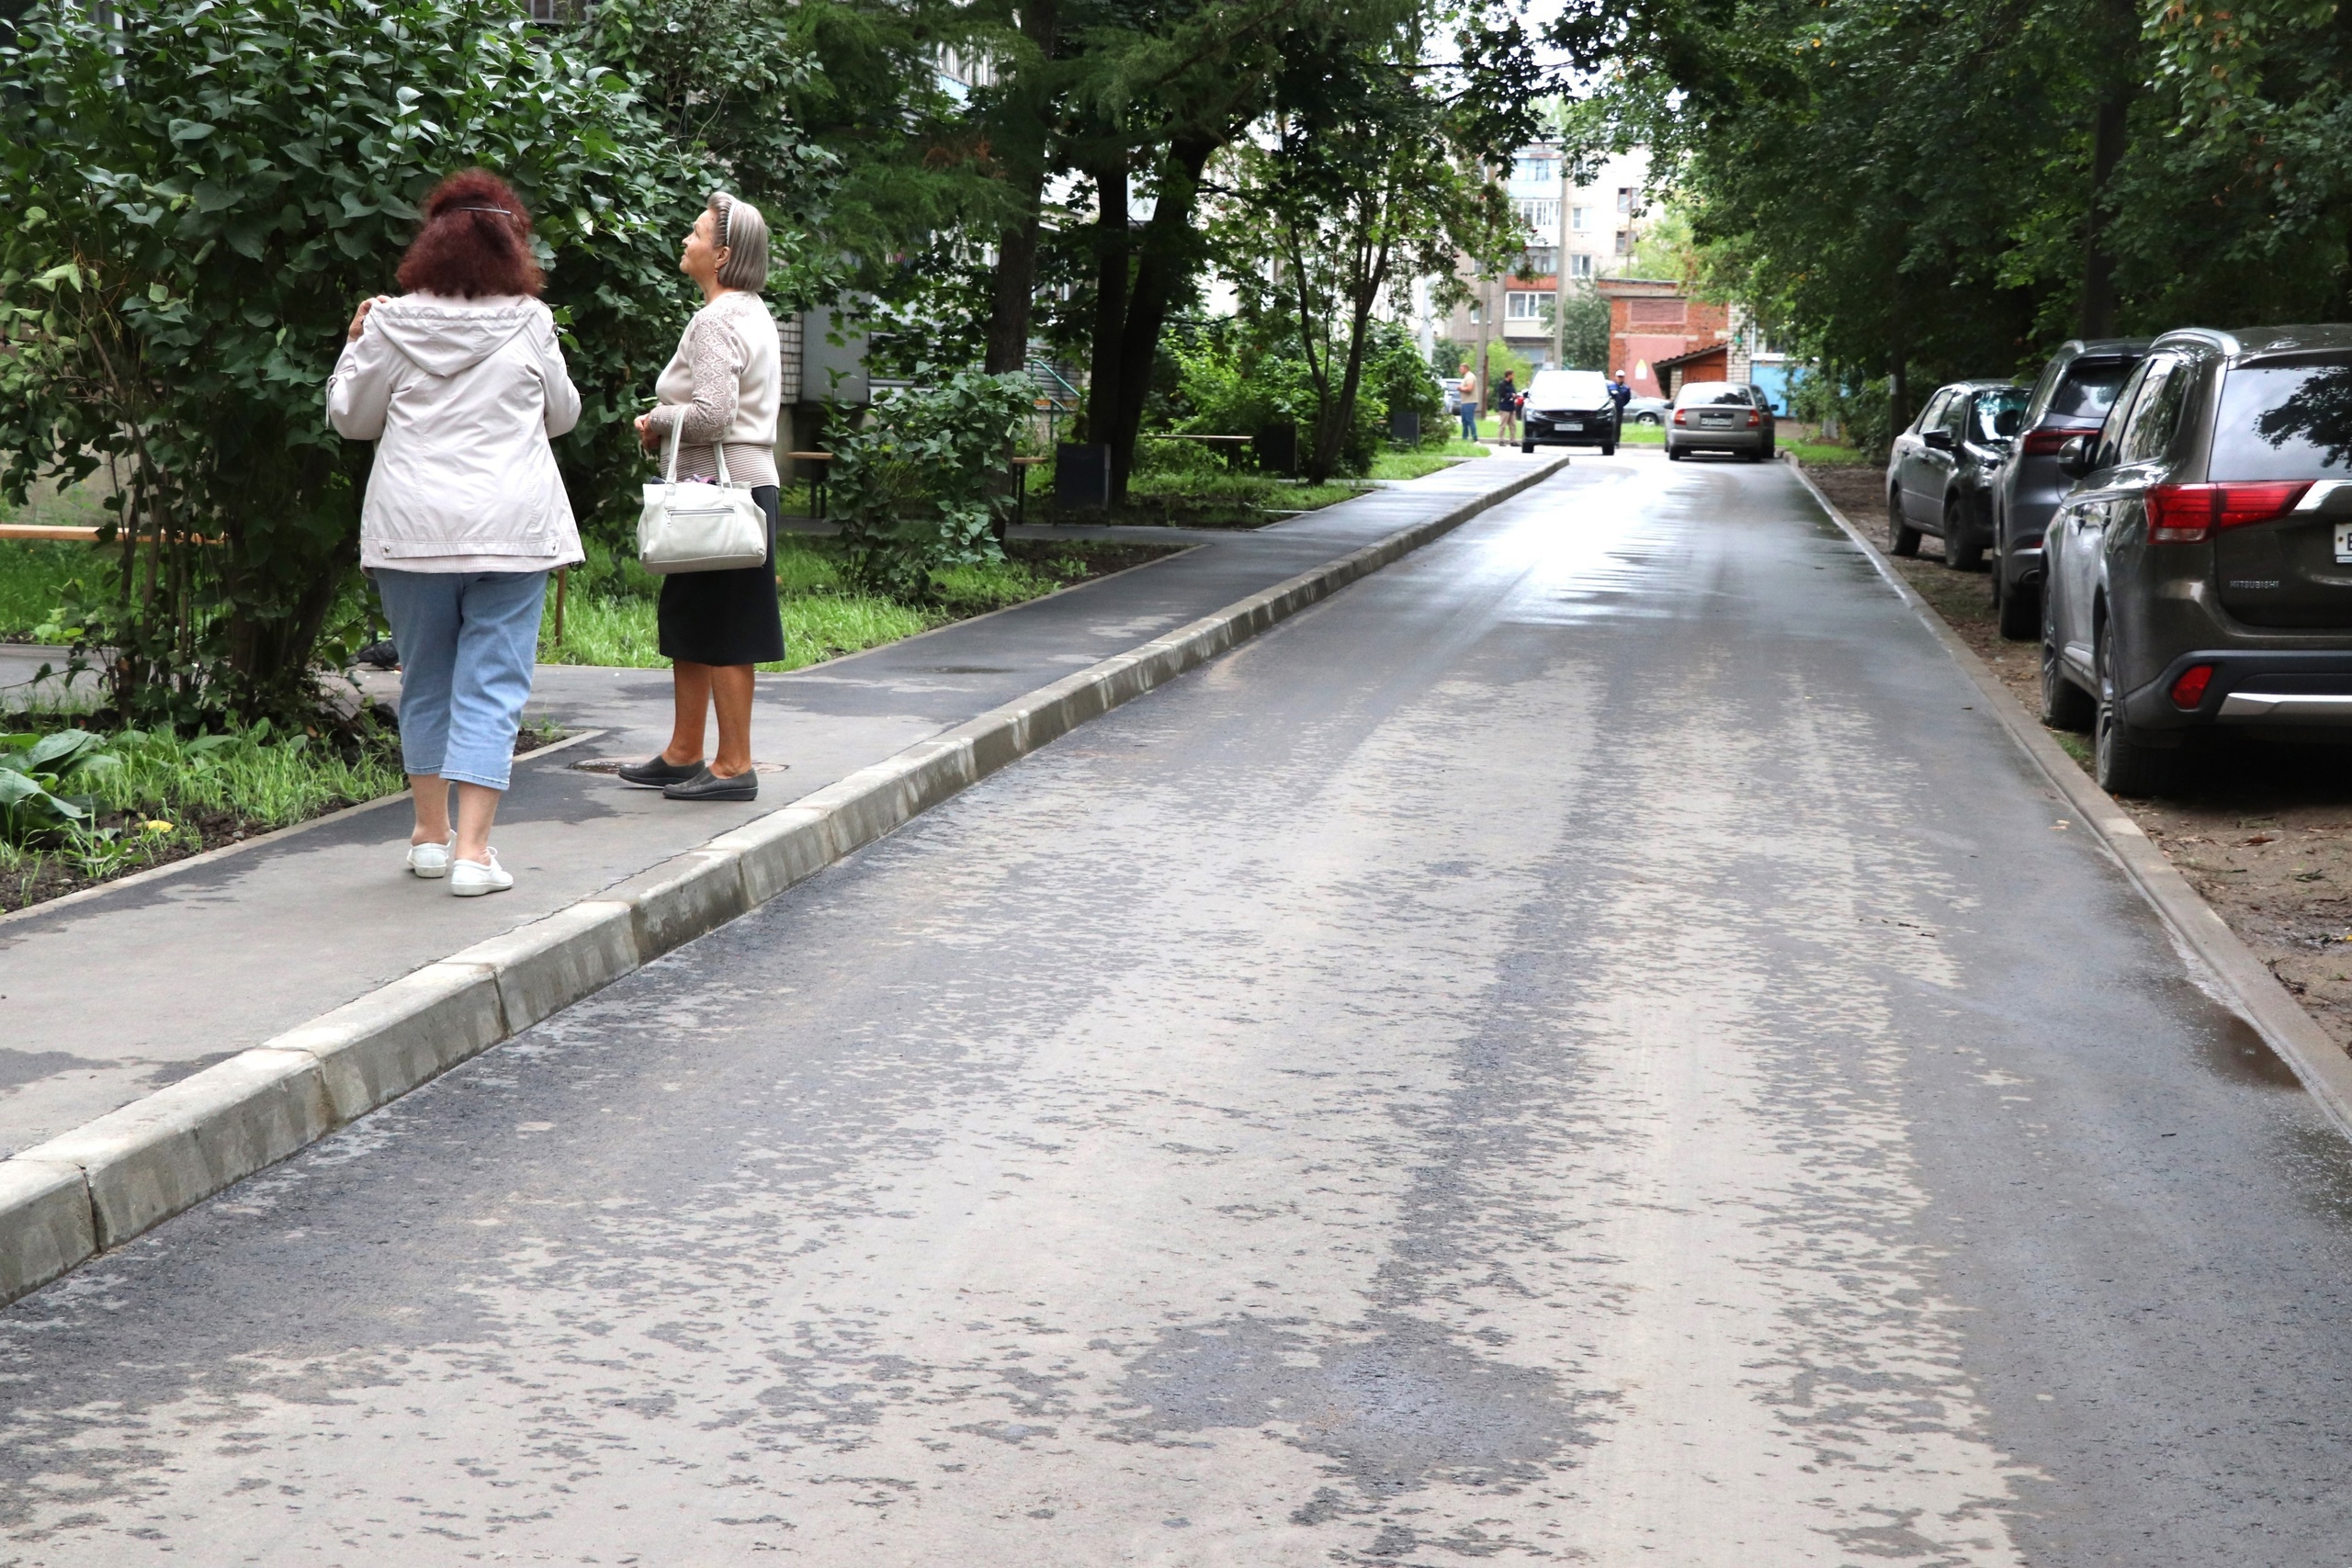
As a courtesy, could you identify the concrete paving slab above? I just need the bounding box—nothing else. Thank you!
[0,454,1557,1158]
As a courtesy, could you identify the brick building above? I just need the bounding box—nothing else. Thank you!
[1596,279,1750,399]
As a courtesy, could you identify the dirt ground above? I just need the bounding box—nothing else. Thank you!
[1807,460,2352,1053]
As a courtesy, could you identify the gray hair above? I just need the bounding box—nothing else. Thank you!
[709,191,770,293]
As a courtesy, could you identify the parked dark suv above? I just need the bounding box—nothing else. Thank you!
[2041,325,2352,794]
[1884,380,2028,568]
[1991,338,2152,637]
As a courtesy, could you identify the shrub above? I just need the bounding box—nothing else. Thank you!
[828,367,1035,601]
[0,0,714,726]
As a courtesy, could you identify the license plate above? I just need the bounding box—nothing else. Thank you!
[1562,422,1584,433]
[1700,414,1731,426]
[2337,522,2352,563]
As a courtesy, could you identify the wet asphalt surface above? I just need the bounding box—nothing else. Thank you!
[6,453,2352,1564]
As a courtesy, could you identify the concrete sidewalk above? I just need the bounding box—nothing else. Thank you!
[0,454,1561,1162]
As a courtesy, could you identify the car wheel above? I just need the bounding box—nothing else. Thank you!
[2040,591,2094,731]
[1995,561,2038,640]
[1521,441,1534,454]
[1940,498,1984,570]
[1887,490,1922,557]
[1636,412,1660,425]
[1666,444,1683,461]
[2094,623,2175,795]
[1600,443,1616,457]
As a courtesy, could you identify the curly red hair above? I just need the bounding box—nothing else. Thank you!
[395,169,544,299]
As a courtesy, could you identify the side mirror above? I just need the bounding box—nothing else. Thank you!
[2057,434,2095,479]
[1922,428,1955,452]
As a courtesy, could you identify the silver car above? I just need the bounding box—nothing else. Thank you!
[1665,382,1775,461]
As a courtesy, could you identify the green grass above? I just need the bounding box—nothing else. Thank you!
[1620,423,1665,446]
[0,541,109,641]
[0,719,409,906]
[1785,439,1871,465]
[1370,448,1484,481]
[541,535,1148,671]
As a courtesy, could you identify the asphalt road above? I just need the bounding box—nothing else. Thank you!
[6,452,2351,1566]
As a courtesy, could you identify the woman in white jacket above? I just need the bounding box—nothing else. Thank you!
[328,168,582,897]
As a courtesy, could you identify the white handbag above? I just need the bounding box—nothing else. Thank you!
[638,420,770,575]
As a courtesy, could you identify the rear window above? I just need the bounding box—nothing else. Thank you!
[1972,387,2030,442]
[1675,382,1750,407]
[2051,360,2134,420]
[2211,362,2352,479]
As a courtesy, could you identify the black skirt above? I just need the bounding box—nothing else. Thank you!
[657,483,786,666]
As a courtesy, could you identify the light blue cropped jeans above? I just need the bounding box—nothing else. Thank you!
[375,570,547,792]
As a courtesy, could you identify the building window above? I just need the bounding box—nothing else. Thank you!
[1506,291,1555,322]
[1616,186,1634,214]
[1569,206,1593,232]
[1512,155,1558,185]
[1614,229,1633,255]
[1519,248,1557,279]
[1512,197,1560,235]
[1568,254,1595,280]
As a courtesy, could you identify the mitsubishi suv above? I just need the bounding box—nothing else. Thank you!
[2041,325,2352,794]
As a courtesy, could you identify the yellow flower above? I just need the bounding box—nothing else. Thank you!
[141,818,175,834]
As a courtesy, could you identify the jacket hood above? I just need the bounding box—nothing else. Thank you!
[369,294,539,378]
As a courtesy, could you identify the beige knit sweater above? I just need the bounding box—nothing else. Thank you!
[646,290,781,488]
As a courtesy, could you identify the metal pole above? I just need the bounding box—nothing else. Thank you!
[1554,143,1570,370]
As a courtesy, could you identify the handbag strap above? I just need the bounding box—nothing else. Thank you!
[660,415,734,490]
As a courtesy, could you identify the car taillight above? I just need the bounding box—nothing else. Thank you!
[2170,664,2214,709]
[2021,428,2074,456]
[2143,481,2311,543]
[1746,409,1759,427]
[1673,409,1687,425]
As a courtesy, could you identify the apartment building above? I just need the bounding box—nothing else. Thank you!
[1432,145,1653,376]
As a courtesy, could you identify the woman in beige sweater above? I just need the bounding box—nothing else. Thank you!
[621,191,784,803]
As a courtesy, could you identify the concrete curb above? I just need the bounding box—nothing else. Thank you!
[1786,456,2352,1142]
[0,456,1568,1307]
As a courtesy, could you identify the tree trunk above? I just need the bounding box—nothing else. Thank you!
[981,0,1059,376]
[1308,243,1393,484]
[1104,134,1217,502]
[985,197,1046,377]
[1888,289,1910,440]
[1081,155,1130,447]
[2078,88,2130,338]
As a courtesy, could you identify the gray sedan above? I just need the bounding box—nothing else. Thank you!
[1665,382,1775,461]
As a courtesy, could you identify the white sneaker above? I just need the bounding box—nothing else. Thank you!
[406,837,455,878]
[449,851,514,897]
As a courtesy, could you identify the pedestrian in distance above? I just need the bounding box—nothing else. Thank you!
[621,190,785,803]
[1609,370,1634,414]
[1456,364,1479,440]
[1496,370,1520,443]
[328,168,583,897]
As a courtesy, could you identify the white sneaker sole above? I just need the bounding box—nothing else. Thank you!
[407,843,452,879]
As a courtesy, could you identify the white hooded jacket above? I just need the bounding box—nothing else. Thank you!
[328,293,584,571]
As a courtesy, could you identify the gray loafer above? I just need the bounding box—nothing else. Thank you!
[662,765,759,802]
[617,754,703,788]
